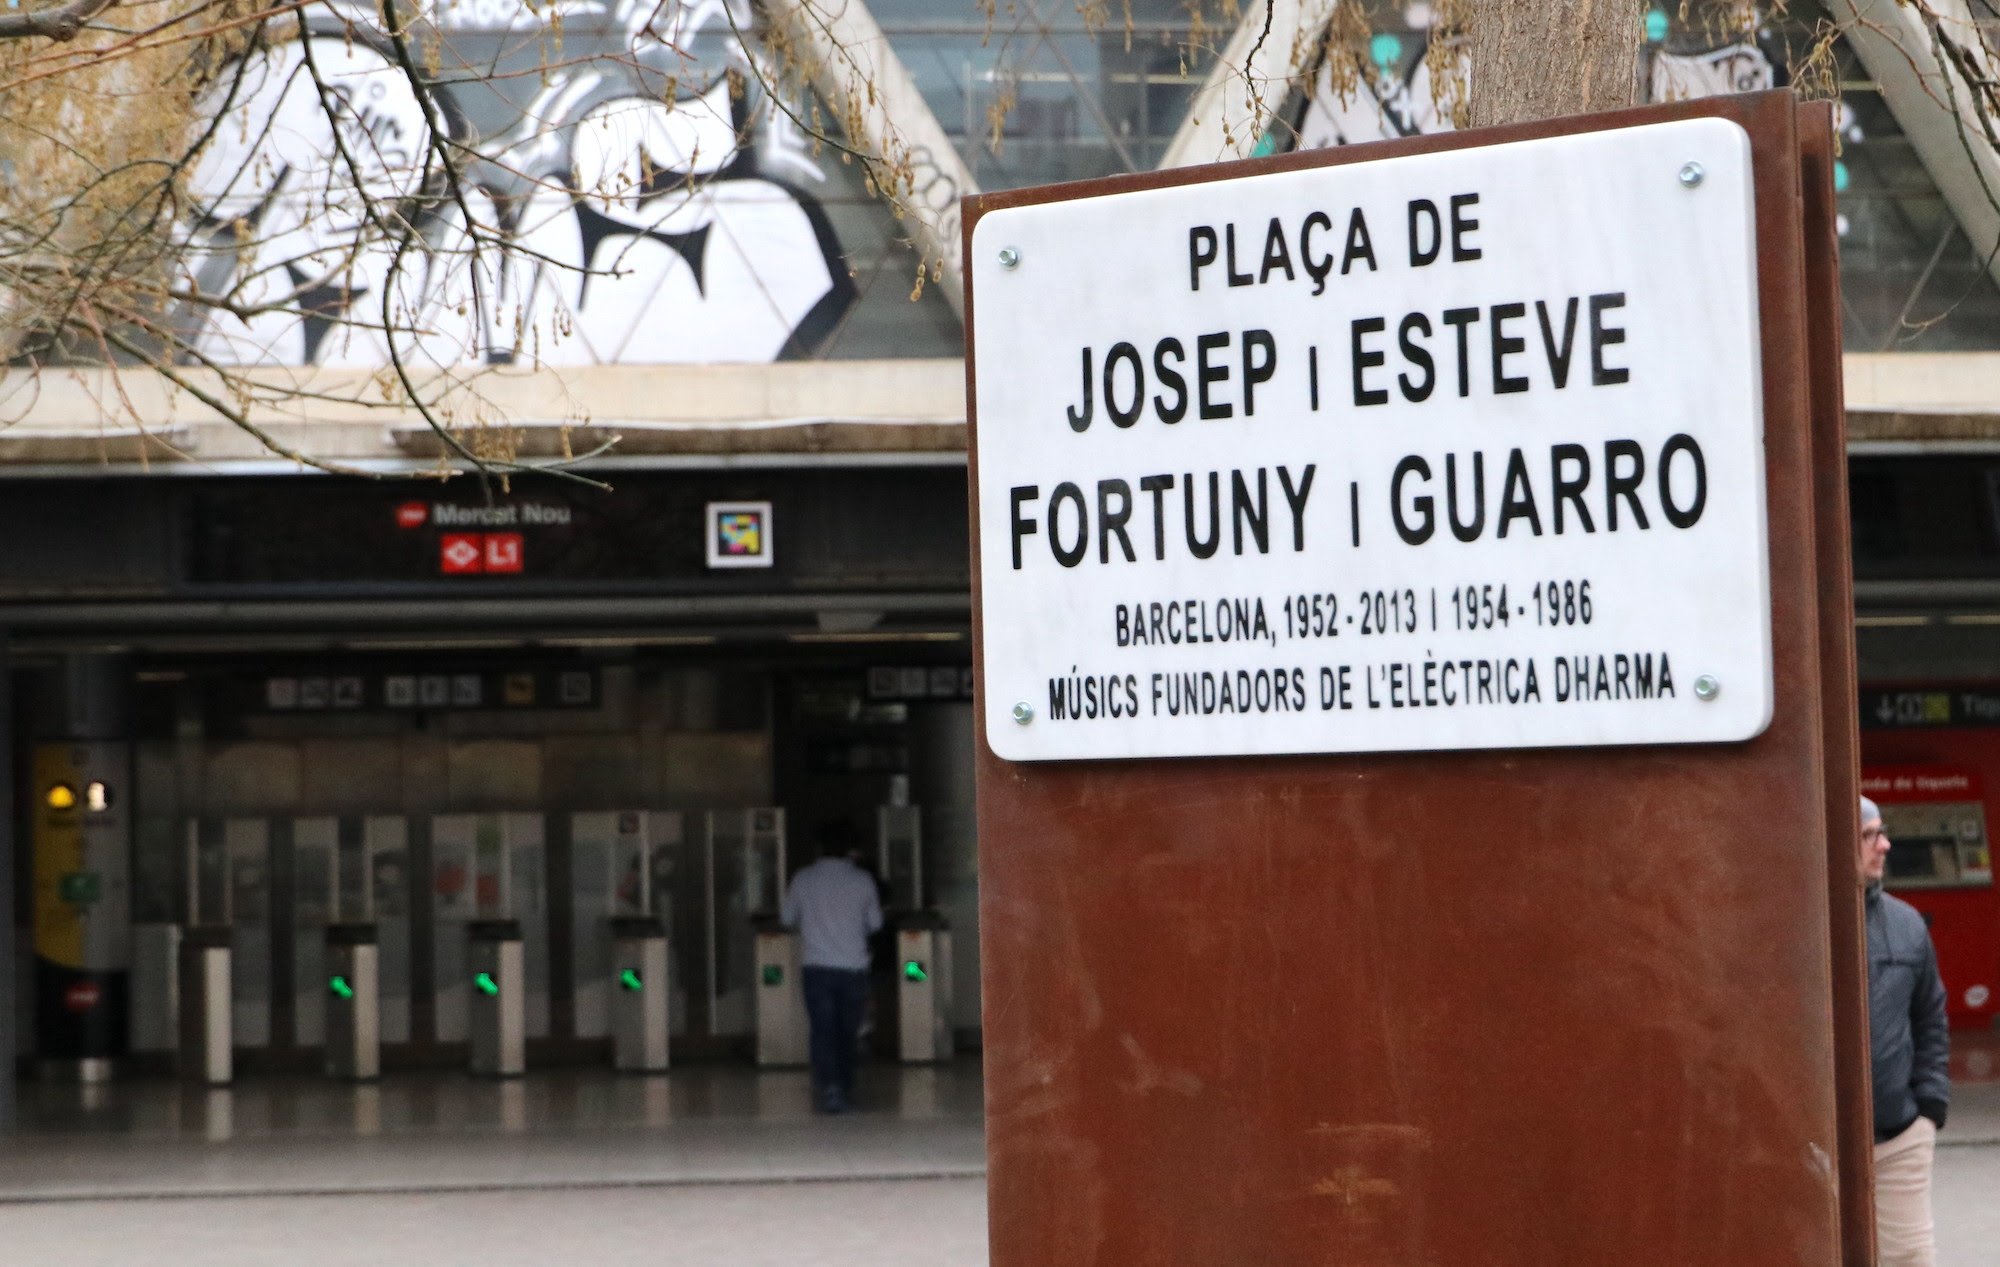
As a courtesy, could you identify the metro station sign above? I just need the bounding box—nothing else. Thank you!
[970,117,1772,761]
[438,531,525,575]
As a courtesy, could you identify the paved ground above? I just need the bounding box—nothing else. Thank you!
[1935,1069,2000,1266]
[0,1179,995,1267]
[0,1155,1993,1265]
[0,1063,1989,1264]
[1937,1144,2000,1267]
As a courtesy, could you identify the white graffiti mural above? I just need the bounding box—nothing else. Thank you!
[1649,42,1777,101]
[181,0,852,369]
[1295,40,1459,148]
[1294,31,1778,151]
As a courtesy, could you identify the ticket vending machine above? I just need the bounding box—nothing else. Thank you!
[572,809,680,1073]
[1864,766,2000,1029]
[704,809,804,1066]
[879,806,953,1063]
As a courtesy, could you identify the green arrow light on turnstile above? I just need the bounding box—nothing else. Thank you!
[329,975,354,1000]
[903,960,927,983]
[620,969,643,992]
[475,971,500,996]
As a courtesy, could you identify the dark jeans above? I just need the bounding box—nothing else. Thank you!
[801,966,869,1105]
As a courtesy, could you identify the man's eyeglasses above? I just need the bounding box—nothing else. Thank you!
[1861,825,1887,842]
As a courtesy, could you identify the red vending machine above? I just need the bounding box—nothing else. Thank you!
[1861,766,2000,1029]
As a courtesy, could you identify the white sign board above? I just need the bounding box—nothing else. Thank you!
[971,118,1771,762]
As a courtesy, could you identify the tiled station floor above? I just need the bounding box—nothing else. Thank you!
[0,1060,987,1201]
[0,1060,993,1265]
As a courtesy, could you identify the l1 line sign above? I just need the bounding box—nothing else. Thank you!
[971,117,1773,762]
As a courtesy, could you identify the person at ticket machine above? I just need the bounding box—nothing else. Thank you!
[781,819,883,1114]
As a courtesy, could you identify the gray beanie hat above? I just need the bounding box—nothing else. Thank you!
[1860,795,1882,825]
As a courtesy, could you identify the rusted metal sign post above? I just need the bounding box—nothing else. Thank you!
[965,93,1868,1264]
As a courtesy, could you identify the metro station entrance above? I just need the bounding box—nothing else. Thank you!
[2,463,979,1090]
[21,647,978,1081]
[34,647,978,1079]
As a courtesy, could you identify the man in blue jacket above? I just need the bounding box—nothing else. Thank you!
[1860,796,1951,1267]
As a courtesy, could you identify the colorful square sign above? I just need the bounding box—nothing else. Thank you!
[706,501,773,569]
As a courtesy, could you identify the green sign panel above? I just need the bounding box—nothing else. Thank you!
[58,871,102,906]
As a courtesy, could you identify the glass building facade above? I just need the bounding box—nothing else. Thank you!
[853,0,2000,352]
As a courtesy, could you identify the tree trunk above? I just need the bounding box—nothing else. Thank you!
[1468,0,1644,128]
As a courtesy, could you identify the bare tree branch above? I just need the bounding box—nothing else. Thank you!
[0,0,120,44]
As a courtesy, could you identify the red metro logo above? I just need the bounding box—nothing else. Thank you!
[438,532,526,576]
[440,534,484,574]
[396,500,430,530]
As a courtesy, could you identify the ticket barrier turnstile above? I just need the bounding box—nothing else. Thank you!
[310,815,387,1081]
[876,805,954,1063]
[707,809,802,1066]
[892,914,954,1064]
[753,922,808,1067]
[611,916,670,1073]
[468,919,525,1077]
[325,923,379,1081]
[177,925,232,1085]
